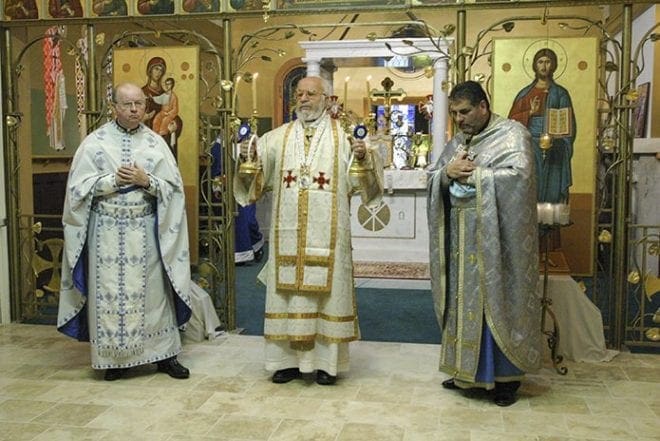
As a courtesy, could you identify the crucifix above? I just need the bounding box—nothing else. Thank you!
[368,77,407,168]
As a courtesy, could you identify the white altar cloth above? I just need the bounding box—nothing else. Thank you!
[182,281,223,342]
[545,275,618,363]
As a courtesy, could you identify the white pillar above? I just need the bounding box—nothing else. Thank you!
[431,58,448,164]
[0,47,10,324]
[301,57,322,77]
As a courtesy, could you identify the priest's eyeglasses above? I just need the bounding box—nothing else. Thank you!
[115,100,146,109]
[295,90,324,99]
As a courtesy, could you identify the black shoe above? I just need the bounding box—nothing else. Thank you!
[254,248,264,262]
[494,390,517,407]
[104,368,127,381]
[493,381,520,406]
[316,370,337,385]
[271,368,302,384]
[442,378,460,390]
[157,357,190,379]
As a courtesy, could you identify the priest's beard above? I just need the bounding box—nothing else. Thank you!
[295,106,325,123]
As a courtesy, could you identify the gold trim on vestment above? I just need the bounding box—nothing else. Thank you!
[273,124,294,292]
[440,183,488,383]
[474,166,487,351]
[456,207,466,372]
[296,121,313,289]
[323,120,339,291]
[264,333,358,344]
[434,174,448,372]
[457,339,479,350]
[296,182,311,286]
[471,167,486,378]
[351,270,360,338]
[290,340,315,351]
[265,311,356,322]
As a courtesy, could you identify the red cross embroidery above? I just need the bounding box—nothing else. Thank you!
[283,170,297,188]
[313,172,330,190]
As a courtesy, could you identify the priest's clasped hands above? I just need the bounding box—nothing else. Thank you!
[116,163,150,188]
[446,151,475,184]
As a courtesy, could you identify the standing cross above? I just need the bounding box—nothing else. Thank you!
[368,77,406,168]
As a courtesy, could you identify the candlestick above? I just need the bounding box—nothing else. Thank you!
[366,75,372,102]
[251,72,259,113]
[343,76,350,109]
[232,75,241,115]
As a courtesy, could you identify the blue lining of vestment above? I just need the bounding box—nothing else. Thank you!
[475,324,523,383]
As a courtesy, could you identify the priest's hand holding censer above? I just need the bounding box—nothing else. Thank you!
[348,124,374,192]
[237,123,261,179]
[351,138,367,162]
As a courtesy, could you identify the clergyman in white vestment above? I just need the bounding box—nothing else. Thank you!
[58,83,192,381]
[234,76,383,385]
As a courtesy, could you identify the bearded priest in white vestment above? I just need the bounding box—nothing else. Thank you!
[234,76,383,385]
[58,83,192,381]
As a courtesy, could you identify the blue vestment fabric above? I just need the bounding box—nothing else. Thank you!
[234,203,263,255]
[475,324,523,385]
[210,137,263,262]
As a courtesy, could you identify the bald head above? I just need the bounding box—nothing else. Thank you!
[112,83,145,104]
[112,83,147,130]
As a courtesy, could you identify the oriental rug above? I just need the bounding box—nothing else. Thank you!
[353,261,430,280]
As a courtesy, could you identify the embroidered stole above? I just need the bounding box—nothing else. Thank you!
[274,119,340,294]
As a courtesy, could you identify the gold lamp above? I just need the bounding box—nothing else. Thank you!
[237,120,261,178]
[411,133,430,169]
[347,123,372,192]
[539,132,553,159]
[598,229,612,243]
[238,154,261,177]
[336,89,372,192]
[645,328,660,341]
[348,156,373,192]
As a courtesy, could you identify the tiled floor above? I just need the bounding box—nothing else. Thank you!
[1,323,659,441]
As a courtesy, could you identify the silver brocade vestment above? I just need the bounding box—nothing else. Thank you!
[427,114,542,380]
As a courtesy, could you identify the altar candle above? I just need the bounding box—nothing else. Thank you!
[251,72,259,113]
[232,75,241,115]
[343,76,350,107]
[366,75,372,101]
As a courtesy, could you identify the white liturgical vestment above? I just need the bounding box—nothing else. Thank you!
[235,113,382,375]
